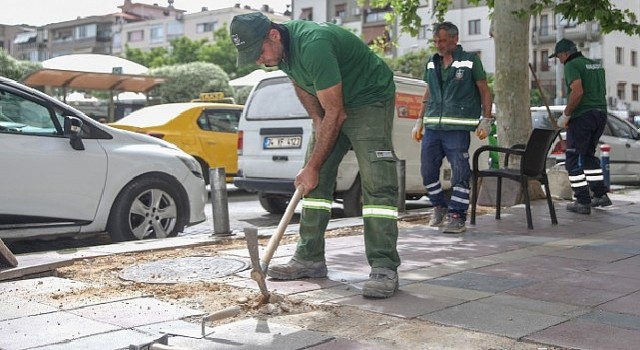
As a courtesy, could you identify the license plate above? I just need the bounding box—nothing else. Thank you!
[263,136,302,149]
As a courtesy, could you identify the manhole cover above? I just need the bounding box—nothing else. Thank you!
[119,256,249,284]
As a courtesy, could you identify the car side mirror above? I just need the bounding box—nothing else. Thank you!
[64,116,85,151]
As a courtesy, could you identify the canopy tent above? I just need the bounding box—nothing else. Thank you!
[21,54,165,121]
[229,69,268,87]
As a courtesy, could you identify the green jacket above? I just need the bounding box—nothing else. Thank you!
[424,46,483,131]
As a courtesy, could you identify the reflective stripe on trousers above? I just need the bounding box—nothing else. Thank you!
[294,98,400,270]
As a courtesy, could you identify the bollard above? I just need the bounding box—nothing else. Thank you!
[600,144,611,191]
[396,159,406,212]
[210,168,232,236]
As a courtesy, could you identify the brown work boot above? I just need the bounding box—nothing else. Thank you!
[267,257,327,280]
[362,267,398,298]
[429,207,448,227]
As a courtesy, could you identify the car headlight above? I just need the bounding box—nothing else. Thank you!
[178,155,203,178]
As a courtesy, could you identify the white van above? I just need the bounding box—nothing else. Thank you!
[234,71,489,216]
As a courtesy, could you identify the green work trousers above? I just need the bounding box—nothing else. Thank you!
[294,97,401,271]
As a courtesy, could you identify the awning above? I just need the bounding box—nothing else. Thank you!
[13,31,37,44]
[22,69,165,93]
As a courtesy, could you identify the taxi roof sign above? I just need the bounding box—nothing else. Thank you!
[191,92,236,104]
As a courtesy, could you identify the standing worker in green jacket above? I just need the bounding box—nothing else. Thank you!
[231,12,401,298]
[411,21,493,234]
[550,38,611,214]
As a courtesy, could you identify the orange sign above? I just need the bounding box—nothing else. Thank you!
[395,92,422,119]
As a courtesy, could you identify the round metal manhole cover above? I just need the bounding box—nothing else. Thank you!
[118,256,249,284]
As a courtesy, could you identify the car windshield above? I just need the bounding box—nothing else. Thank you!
[114,103,192,127]
[245,77,308,121]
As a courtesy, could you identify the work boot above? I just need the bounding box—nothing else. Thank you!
[429,207,448,227]
[362,267,398,298]
[442,213,466,234]
[267,257,327,280]
[566,201,591,214]
[591,194,612,207]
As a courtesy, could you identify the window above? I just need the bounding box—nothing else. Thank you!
[541,50,549,71]
[167,22,183,39]
[417,25,429,40]
[198,110,240,133]
[617,82,626,100]
[127,30,144,42]
[540,15,549,36]
[632,84,639,102]
[631,50,637,67]
[150,25,164,43]
[468,19,481,35]
[299,7,313,21]
[365,6,390,23]
[616,47,624,64]
[532,50,538,72]
[0,90,58,135]
[196,21,216,33]
[335,3,346,18]
[74,24,97,40]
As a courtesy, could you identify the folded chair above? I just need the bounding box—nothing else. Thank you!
[470,128,561,229]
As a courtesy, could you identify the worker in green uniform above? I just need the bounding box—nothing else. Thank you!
[231,12,401,298]
[550,38,611,214]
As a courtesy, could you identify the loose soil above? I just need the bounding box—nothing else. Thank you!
[49,209,558,349]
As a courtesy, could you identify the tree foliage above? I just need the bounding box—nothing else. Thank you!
[0,49,41,81]
[148,62,234,103]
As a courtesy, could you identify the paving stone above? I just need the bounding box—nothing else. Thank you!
[551,271,640,293]
[599,291,640,316]
[307,337,382,349]
[473,255,601,282]
[0,295,58,320]
[525,319,640,350]
[507,280,629,306]
[420,300,567,339]
[542,246,635,262]
[578,309,640,331]
[0,276,89,297]
[590,255,640,280]
[165,317,334,350]
[331,287,466,319]
[68,296,204,328]
[35,329,157,350]
[478,294,588,318]
[402,282,494,301]
[426,271,533,293]
[0,311,120,349]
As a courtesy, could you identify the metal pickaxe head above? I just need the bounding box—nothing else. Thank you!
[244,227,270,300]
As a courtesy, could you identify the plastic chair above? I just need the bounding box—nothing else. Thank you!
[470,128,560,229]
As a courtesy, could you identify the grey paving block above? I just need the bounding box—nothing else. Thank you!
[478,294,588,318]
[0,276,89,297]
[507,280,629,306]
[420,300,567,339]
[0,311,120,349]
[33,329,157,350]
[426,271,533,293]
[542,246,635,262]
[165,318,334,350]
[590,255,640,280]
[551,271,640,293]
[0,295,58,320]
[579,309,640,331]
[68,296,204,328]
[525,319,640,350]
[474,255,603,282]
[599,291,640,316]
[307,337,384,349]
[331,288,466,319]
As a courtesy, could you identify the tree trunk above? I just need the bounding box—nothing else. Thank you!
[493,0,546,201]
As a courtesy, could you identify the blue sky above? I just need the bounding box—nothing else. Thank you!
[1,0,291,26]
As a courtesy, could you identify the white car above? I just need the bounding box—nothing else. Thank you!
[531,105,640,184]
[0,77,207,242]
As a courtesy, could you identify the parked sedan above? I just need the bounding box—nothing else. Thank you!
[0,77,207,242]
[531,106,640,184]
[111,101,243,183]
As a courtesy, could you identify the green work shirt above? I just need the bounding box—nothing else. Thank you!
[564,54,607,117]
[278,20,395,108]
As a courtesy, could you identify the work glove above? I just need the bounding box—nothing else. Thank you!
[476,118,493,140]
[557,113,570,128]
[411,120,424,142]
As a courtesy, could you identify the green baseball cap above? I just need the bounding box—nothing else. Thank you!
[230,12,271,66]
[549,38,576,58]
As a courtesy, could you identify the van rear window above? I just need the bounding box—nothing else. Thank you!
[245,78,308,120]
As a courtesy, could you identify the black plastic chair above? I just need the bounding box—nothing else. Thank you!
[470,128,560,229]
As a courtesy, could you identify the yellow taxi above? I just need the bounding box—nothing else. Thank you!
[110,94,242,183]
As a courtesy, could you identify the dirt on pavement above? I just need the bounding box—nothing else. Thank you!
[46,211,557,350]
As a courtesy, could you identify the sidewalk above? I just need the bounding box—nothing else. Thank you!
[2,189,640,349]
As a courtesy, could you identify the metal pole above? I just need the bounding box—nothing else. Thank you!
[555,10,566,106]
[210,168,232,236]
[396,159,406,212]
[600,144,611,192]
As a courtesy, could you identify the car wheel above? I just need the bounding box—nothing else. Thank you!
[107,176,188,242]
[342,176,363,217]
[258,192,288,214]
